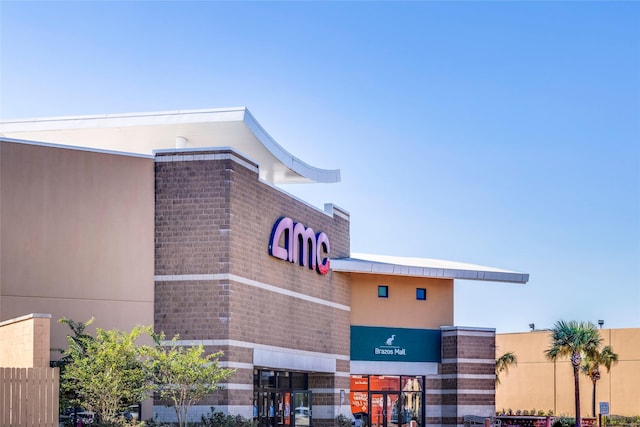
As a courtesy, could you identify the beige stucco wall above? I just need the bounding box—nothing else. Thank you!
[496,328,640,417]
[0,313,51,367]
[0,140,155,357]
[350,273,453,328]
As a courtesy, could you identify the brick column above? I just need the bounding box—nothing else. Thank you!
[434,327,496,427]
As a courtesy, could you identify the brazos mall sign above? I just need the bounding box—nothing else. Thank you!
[268,217,331,275]
[351,326,441,362]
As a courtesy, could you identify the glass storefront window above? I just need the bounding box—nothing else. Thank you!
[254,370,310,427]
[350,375,424,427]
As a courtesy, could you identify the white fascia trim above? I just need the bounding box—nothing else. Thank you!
[160,338,350,362]
[242,109,340,184]
[331,256,528,284]
[1,107,340,184]
[154,273,350,311]
[0,107,247,131]
[350,361,438,376]
[254,347,337,373]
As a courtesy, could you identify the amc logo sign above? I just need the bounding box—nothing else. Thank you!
[268,217,330,275]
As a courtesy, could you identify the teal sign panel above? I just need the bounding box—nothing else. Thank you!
[350,326,441,362]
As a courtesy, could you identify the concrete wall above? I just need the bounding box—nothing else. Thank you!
[0,313,51,368]
[496,328,640,417]
[0,140,155,357]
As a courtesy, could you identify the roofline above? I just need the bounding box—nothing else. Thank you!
[330,256,529,284]
[0,107,341,184]
[0,107,248,127]
[0,136,153,159]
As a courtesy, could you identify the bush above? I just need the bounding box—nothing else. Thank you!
[607,416,640,427]
[552,417,575,427]
[201,408,255,427]
[338,414,352,427]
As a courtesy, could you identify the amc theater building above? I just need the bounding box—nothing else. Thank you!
[0,108,528,427]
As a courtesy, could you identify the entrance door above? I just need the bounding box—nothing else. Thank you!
[257,392,278,427]
[292,391,312,427]
[371,393,400,427]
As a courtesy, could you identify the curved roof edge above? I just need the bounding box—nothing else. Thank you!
[242,109,340,184]
[330,252,529,284]
[0,107,341,185]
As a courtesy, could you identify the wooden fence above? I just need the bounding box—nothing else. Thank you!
[0,367,59,427]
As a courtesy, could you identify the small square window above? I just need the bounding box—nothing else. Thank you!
[416,288,427,300]
[378,285,389,298]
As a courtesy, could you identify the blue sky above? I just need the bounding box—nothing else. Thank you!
[1,1,638,333]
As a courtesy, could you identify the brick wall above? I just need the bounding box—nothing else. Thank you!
[154,148,351,422]
[428,327,496,427]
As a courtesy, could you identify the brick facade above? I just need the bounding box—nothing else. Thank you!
[429,327,496,427]
[154,148,351,423]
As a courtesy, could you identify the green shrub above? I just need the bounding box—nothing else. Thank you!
[606,416,640,427]
[551,417,575,427]
[338,414,352,427]
[201,408,255,427]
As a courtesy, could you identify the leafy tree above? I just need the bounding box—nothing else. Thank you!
[495,351,518,385]
[149,334,236,427]
[545,320,601,427]
[54,317,96,413]
[580,344,619,417]
[61,325,155,424]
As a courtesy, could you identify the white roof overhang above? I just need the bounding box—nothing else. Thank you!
[331,252,529,284]
[0,107,340,185]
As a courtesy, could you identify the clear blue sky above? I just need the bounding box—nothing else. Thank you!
[1,1,638,333]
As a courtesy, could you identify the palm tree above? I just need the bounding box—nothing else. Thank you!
[581,345,618,417]
[496,351,518,385]
[545,320,601,427]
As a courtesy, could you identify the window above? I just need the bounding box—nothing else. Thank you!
[378,285,388,298]
[416,288,427,300]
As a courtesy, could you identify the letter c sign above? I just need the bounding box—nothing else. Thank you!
[268,217,330,275]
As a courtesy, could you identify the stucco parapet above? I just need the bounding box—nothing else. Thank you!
[0,313,52,327]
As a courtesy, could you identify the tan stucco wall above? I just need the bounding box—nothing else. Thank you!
[0,313,51,367]
[496,328,640,417]
[350,273,453,328]
[0,140,155,357]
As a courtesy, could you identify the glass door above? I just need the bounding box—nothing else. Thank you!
[292,391,312,427]
[371,393,400,427]
[257,392,278,427]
